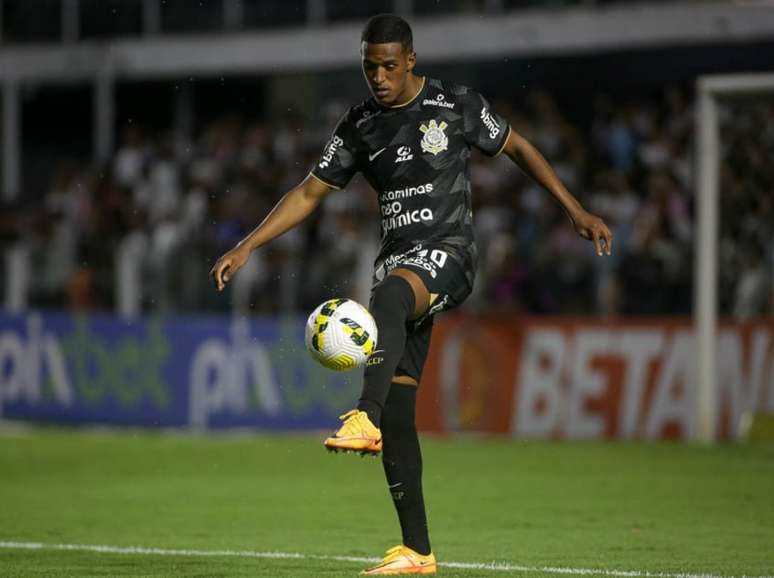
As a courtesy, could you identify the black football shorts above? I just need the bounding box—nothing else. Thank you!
[371,243,474,382]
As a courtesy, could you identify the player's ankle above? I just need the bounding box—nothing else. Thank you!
[357,400,382,427]
[404,541,431,556]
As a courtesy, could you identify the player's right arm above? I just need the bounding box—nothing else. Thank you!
[210,110,360,291]
[209,174,334,291]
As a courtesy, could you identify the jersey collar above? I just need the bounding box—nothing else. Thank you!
[379,76,427,110]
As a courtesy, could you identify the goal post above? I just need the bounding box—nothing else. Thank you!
[694,72,774,444]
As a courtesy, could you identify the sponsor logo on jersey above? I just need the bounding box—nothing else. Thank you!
[395,146,413,163]
[422,93,455,109]
[419,119,449,155]
[318,135,343,169]
[381,208,434,233]
[379,244,424,276]
[377,245,449,280]
[379,183,433,201]
[480,107,501,140]
[379,183,434,232]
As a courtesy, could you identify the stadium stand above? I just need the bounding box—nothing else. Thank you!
[2,85,770,318]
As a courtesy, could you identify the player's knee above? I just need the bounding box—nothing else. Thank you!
[392,374,418,387]
[388,268,430,317]
[381,383,417,435]
[370,275,416,321]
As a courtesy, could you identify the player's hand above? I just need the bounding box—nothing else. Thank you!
[209,245,250,291]
[572,210,613,256]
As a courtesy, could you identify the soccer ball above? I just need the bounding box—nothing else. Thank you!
[305,298,378,371]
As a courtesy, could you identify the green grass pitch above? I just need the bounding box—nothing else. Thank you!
[1,428,772,577]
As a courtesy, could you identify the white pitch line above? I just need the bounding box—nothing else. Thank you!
[0,540,771,578]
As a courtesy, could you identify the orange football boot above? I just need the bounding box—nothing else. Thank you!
[324,410,382,455]
[362,545,437,575]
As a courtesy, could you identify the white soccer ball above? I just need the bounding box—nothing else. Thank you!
[305,298,378,371]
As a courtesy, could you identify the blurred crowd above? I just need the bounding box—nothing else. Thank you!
[2,85,772,318]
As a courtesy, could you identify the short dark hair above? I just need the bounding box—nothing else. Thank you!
[361,14,413,53]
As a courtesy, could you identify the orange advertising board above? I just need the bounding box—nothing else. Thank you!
[417,316,774,440]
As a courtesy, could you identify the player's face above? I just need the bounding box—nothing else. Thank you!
[361,42,416,106]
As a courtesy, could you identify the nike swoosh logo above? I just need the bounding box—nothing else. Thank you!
[369,148,387,161]
[388,482,403,489]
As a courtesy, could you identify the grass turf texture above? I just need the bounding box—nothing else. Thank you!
[1,429,772,577]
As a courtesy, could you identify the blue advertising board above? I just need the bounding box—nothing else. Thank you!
[0,311,361,429]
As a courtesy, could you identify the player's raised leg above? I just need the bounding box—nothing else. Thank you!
[323,268,429,455]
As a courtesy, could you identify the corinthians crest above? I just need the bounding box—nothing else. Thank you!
[419,119,448,155]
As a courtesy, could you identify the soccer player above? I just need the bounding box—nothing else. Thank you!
[210,14,612,575]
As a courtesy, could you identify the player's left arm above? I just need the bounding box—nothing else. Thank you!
[501,129,613,256]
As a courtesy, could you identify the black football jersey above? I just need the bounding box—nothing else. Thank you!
[311,77,510,282]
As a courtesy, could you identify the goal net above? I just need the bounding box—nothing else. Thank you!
[695,72,774,442]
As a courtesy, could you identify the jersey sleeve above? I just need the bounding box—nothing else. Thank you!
[462,90,511,157]
[310,112,361,189]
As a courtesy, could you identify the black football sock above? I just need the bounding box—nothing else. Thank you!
[381,383,431,556]
[357,275,416,426]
